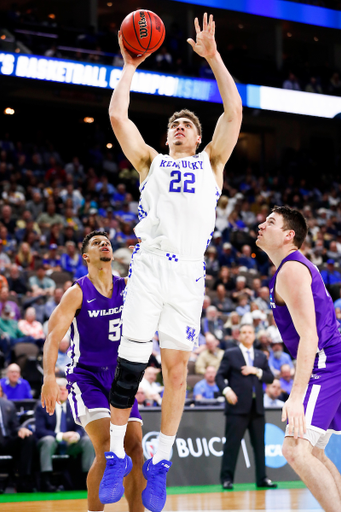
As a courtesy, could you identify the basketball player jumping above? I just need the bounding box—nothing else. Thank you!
[41,231,145,512]
[257,206,341,512]
[101,13,242,512]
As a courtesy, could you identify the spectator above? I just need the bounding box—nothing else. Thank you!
[224,311,241,335]
[250,309,267,335]
[35,378,94,492]
[283,72,301,90]
[231,275,253,302]
[55,335,71,377]
[155,46,173,72]
[238,244,257,270]
[1,205,16,235]
[214,266,236,292]
[0,286,21,320]
[0,363,32,400]
[305,76,323,94]
[212,284,235,314]
[44,287,64,319]
[279,363,294,400]
[7,264,28,296]
[201,305,226,342]
[254,287,270,313]
[264,379,285,408]
[60,241,83,276]
[195,333,224,374]
[18,307,45,345]
[0,392,35,492]
[140,366,163,406]
[0,305,38,361]
[136,385,149,408]
[193,365,220,400]
[236,293,251,317]
[268,341,294,377]
[328,72,341,96]
[321,259,341,287]
[0,239,11,273]
[43,244,62,271]
[266,313,282,343]
[0,273,8,293]
[26,191,44,219]
[37,201,64,233]
[15,241,36,271]
[205,246,220,281]
[28,265,56,296]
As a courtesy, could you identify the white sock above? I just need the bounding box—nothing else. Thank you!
[109,423,127,458]
[153,432,175,464]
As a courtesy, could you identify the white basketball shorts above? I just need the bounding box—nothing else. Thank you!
[122,245,205,351]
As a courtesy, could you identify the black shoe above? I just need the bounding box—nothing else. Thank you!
[257,478,277,488]
[41,474,57,493]
[222,480,233,490]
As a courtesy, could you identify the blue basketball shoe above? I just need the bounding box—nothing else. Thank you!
[99,451,132,504]
[142,458,172,512]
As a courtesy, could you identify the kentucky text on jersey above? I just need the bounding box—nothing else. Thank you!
[159,159,204,170]
[270,251,341,360]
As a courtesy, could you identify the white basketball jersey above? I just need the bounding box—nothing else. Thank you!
[135,150,221,259]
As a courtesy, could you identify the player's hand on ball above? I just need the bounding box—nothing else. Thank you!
[118,32,150,67]
[282,396,306,439]
[187,13,217,59]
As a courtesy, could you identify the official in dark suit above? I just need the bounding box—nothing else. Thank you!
[0,394,35,492]
[35,378,94,491]
[216,323,277,490]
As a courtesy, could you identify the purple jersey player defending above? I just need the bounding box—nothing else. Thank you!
[257,206,341,512]
[41,231,145,512]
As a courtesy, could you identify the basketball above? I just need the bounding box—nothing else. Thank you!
[120,10,166,56]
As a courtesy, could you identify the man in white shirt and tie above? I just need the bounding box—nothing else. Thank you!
[35,378,94,491]
[216,324,277,490]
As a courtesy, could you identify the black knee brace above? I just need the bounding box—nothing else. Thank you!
[109,357,148,409]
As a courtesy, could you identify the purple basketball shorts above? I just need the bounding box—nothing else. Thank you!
[66,364,142,424]
[303,343,341,434]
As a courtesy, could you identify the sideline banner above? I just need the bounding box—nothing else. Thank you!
[141,407,297,485]
[1,52,341,119]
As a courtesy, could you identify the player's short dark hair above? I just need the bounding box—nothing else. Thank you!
[272,206,308,249]
[81,230,110,255]
[168,109,202,138]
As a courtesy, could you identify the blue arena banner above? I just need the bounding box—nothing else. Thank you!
[170,0,341,30]
[1,52,341,119]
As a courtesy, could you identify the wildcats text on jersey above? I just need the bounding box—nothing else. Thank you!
[88,306,123,317]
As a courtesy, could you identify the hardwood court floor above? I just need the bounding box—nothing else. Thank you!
[0,487,323,512]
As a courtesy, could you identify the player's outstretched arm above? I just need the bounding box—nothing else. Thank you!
[41,285,82,415]
[187,13,242,187]
[276,262,318,439]
[109,32,158,180]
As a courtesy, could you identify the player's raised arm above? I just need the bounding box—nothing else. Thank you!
[41,285,82,415]
[187,14,242,187]
[109,33,158,180]
[276,261,318,439]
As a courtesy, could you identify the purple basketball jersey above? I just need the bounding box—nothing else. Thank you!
[68,275,125,369]
[269,251,341,359]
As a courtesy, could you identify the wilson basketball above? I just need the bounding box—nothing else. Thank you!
[120,10,166,56]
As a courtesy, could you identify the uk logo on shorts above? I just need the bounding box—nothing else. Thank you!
[186,326,196,342]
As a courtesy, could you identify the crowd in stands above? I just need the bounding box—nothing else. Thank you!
[1,3,341,96]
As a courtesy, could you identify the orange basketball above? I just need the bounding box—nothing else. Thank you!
[120,10,166,56]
